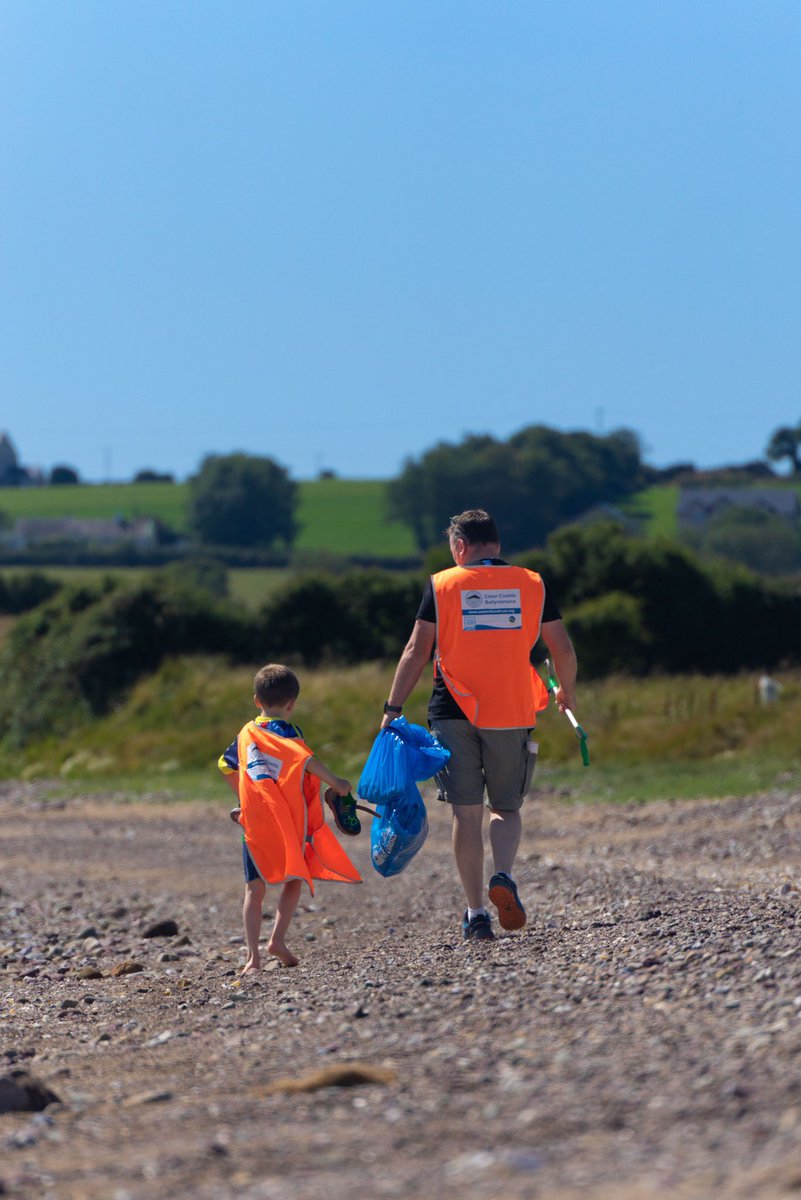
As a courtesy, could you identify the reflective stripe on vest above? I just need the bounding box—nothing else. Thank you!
[236,722,362,894]
[432,564,550,729]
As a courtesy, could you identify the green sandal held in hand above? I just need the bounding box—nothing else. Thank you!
[325,789,362,836]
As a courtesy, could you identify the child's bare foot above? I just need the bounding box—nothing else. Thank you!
[241,958,260,975]
[267,937,299,967]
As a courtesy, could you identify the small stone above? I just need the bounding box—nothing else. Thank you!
[75,966,103,980]
[142,920,179,939]
[0,1071,60,1113]
[121,1089,173,1107]
[144,1031,173,1047]
[110,961,145,977]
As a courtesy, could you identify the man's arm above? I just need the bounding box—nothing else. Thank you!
[540,619,578,714]
[381,619,436,728]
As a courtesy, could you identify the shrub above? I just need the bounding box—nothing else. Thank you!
[256,571,422,666]
[0,575,252,747]
[563,591,651,678]
[0,571,61,614]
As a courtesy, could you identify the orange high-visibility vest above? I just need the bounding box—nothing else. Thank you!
[236,722,362,894]
[432,563,550,729]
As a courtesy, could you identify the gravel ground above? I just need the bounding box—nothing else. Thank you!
[3,779,801,1199]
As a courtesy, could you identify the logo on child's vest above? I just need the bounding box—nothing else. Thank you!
[246,742,283,783]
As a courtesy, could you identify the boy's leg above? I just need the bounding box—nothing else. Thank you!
[267,879,303,967]
[242,878,266,973]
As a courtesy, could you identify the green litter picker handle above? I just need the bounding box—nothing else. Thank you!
[545,661,590,767]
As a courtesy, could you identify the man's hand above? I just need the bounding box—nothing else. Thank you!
[554,685,577,715]
[541,620,578,717]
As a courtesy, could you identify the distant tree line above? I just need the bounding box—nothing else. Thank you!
[387,426,651,553]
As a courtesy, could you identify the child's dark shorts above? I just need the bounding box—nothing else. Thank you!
[242,841,261,883]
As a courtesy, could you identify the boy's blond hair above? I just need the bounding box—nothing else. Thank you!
[254,664,300,709]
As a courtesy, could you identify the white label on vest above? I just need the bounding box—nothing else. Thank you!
[460,588,522,630]
[246,743,283,782]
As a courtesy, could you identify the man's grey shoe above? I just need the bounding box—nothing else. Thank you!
[462,911,495,941]
[488,872,527,931]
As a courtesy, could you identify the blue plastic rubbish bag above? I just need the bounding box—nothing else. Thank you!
[357,717,450,804]
[356,724,410,804]
[358,718,450,877]
[370,782,429,878]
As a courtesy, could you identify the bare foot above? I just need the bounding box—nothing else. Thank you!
[241,960,260,975]
[267,938,299,968]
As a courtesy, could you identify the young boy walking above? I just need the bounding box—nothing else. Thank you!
[220,664,362,972]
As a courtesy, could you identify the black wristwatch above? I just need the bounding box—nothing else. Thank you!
[383,701,403,714]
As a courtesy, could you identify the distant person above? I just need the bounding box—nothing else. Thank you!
[757,673,782,705]
[220,663,362,972]
[381,509,578,942]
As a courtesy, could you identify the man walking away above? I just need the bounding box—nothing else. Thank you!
[381,509,577,941]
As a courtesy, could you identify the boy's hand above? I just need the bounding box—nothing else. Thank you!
[229,806,242,825]
[330,776,352,796]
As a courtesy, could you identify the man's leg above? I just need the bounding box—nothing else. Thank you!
[432,720,486,912]
[483,729,532,932]
[488,812,527,930]
[451,804,486,910]
[488,808,522,877]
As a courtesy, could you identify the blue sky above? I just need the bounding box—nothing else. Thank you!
[1,1,800,483]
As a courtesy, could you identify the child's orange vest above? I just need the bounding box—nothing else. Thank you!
[432,564,550,729]
[236,722,362,894]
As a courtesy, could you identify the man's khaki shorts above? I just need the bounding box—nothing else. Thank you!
[430,721,537,812]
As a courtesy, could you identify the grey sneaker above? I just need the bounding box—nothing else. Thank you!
[462,910,495,941]
[488,872,526,930]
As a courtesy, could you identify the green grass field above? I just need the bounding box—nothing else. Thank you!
[0,481,189,530]
[619,484,680,537]
[3,477,800,559]
[0,478,416,558]
[295,479,416,556]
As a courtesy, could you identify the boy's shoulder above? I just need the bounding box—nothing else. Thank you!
[256,716,304,740]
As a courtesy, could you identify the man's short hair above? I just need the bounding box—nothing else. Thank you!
[445,509,499,546]
[254,664,300,707]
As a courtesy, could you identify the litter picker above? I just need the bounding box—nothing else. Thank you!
[544,658,590,767]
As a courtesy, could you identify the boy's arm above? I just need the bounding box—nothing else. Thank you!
[220,753,241,822]
[306,756,352,796]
